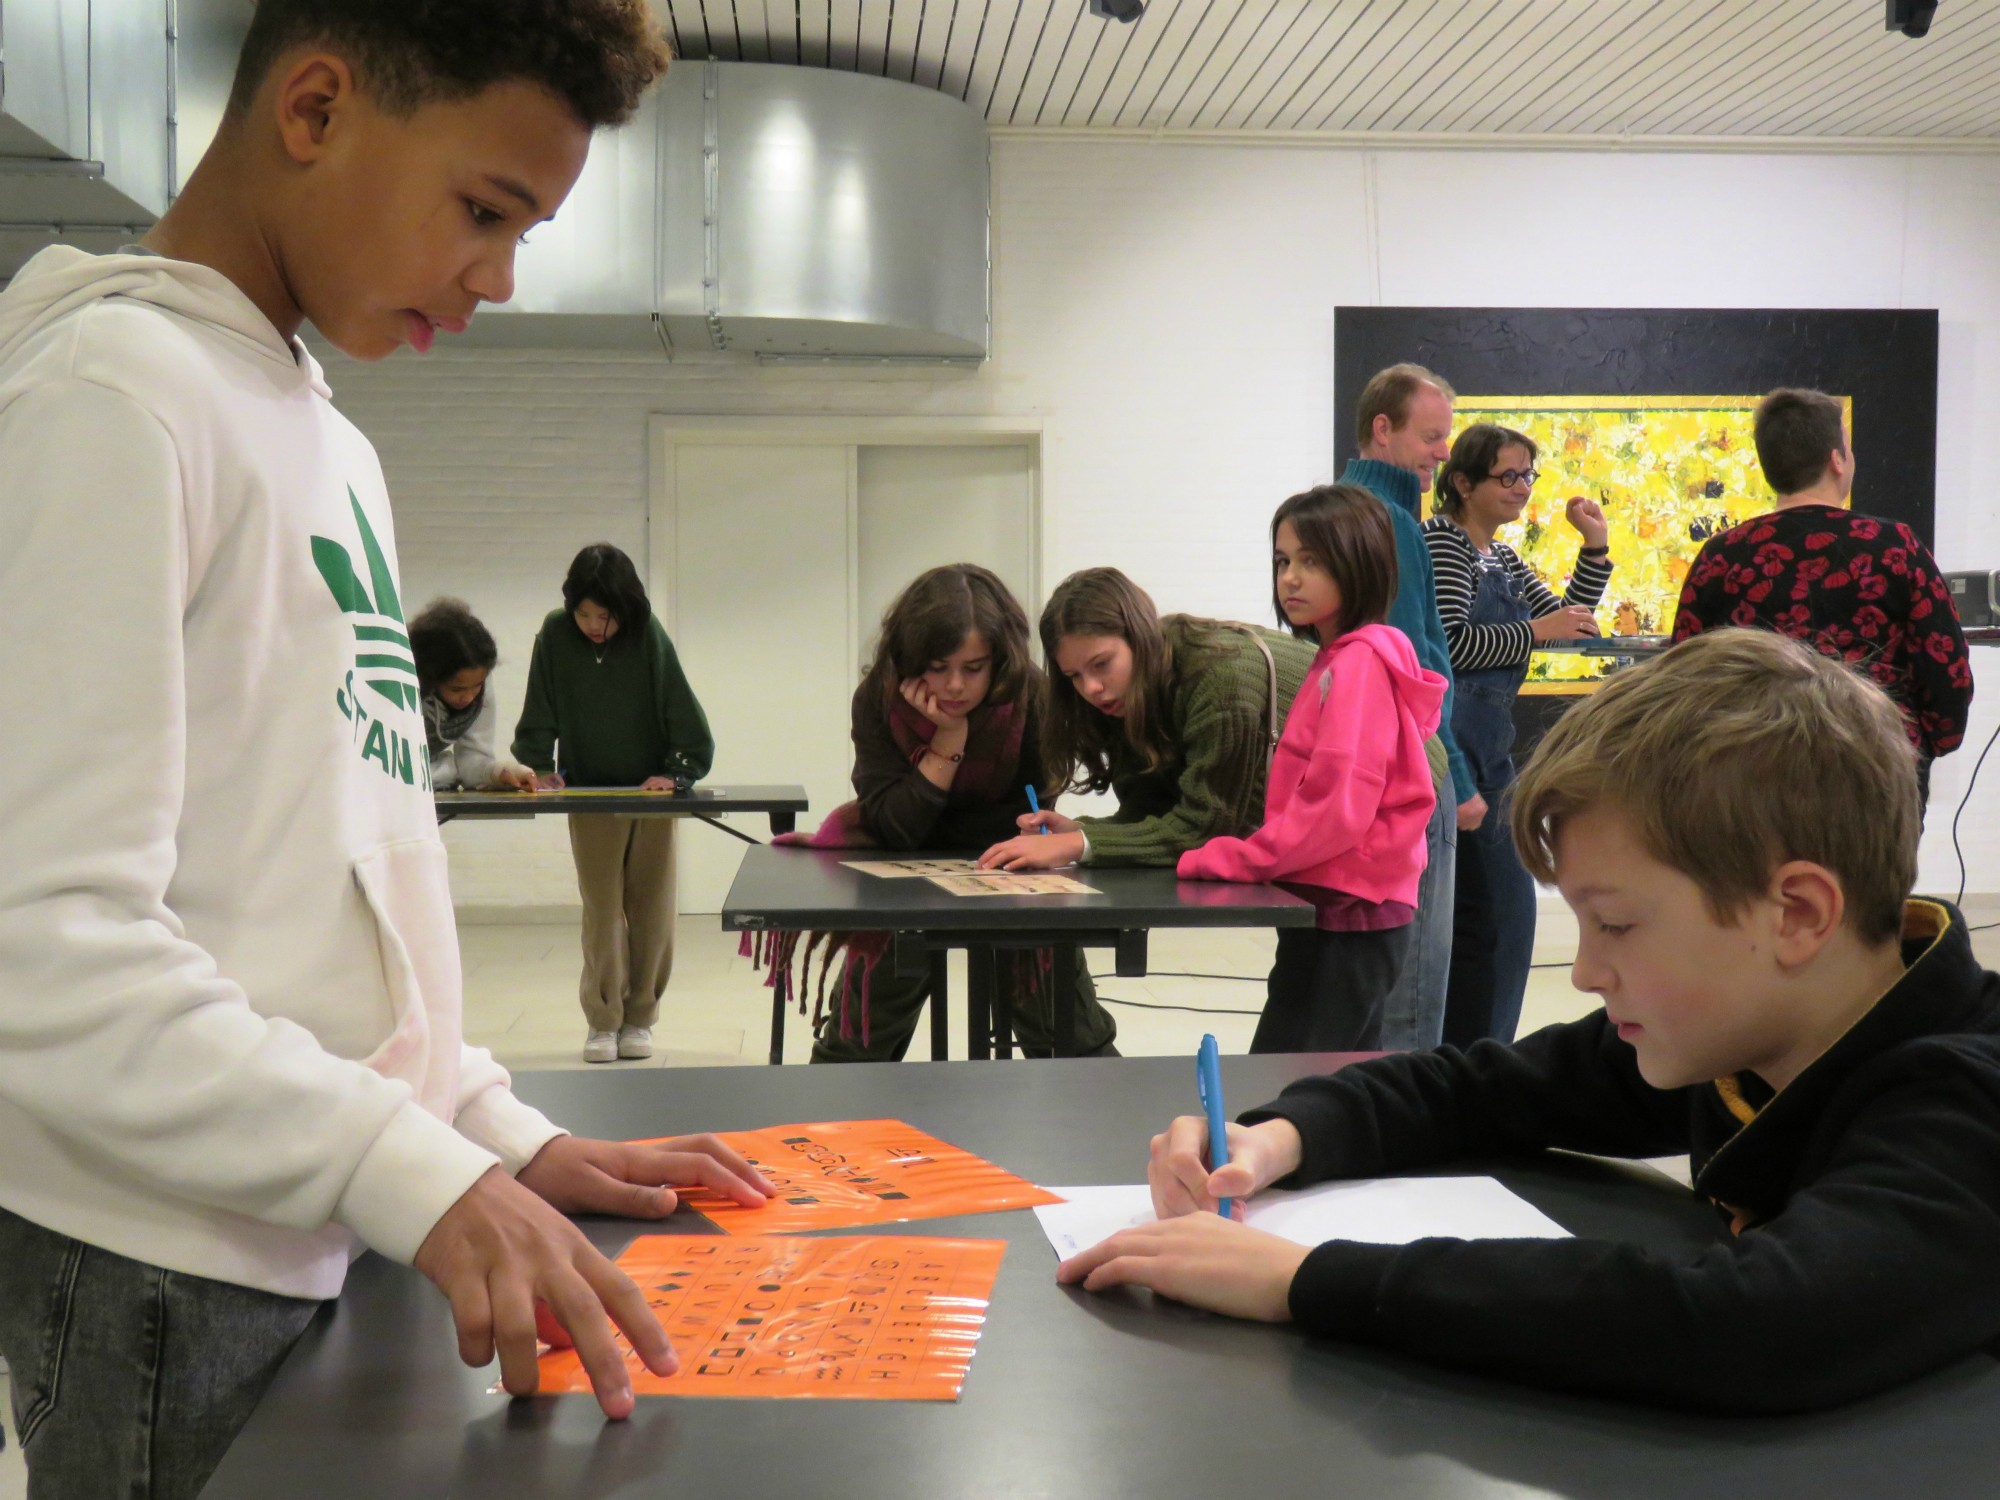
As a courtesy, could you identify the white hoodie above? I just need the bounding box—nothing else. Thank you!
[0,247,564,1298]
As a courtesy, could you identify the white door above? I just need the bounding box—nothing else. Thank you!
[855,444,1036,652]
[660,443,856,912]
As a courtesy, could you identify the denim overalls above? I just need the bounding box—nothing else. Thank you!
[1441,546,1540,1046]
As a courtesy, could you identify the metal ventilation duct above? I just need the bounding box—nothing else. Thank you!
[1,0,176,282]
[469,60,990,362]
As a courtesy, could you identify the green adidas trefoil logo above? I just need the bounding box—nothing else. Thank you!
[312,488,431,791]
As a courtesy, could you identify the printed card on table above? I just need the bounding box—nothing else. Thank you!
[924,872,1100,897]
[663,1119,1059,1234]
[841,858,984,878]
[532,1235,1005,1401]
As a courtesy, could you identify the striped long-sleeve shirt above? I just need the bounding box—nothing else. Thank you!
[1420,518,1616,674]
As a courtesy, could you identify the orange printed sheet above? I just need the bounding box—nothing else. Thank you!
[664,1119,1059,1234]
[534,1234,1006,1400]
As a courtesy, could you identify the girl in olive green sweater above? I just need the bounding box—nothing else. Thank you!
[980,567,1314,872]
[512,544,714,1064]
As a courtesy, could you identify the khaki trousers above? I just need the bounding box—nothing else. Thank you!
[567,814,678,1031]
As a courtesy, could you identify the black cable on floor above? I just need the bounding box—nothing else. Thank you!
[1095,994,1264,1017]
[1954,717,2000,906]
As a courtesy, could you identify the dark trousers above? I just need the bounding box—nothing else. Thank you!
[0,1206,322,1500]
[1441,784,1540,1047]
[1251,924,1411,1054]
[810,947,1117,1061]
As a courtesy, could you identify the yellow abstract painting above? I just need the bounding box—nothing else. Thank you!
[1448,395,1852,680]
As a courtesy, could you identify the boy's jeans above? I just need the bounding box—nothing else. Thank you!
[0,1206,321,1500]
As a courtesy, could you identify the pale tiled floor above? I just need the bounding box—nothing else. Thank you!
[4,900,1994,1494]
[460,895,2000,1071]
[456,902,1608,1071]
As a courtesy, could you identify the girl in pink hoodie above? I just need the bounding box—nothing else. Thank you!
[1179,484,1446,1052]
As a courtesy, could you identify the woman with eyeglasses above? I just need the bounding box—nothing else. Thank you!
[1422,423,1614,1046]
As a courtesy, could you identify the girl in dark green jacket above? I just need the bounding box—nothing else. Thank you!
[513,544,713,1064]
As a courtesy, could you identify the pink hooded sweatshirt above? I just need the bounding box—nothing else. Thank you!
[1177,623,1445,906]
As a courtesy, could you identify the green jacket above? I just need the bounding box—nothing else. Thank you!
[1081,617,1315,867]
[511,609,714,786]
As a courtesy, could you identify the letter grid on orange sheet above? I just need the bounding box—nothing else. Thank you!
[665,1119,1060,1233]
[535,1234,1007,1400]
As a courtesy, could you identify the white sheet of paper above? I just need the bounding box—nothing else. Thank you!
[1034,1177,1570,1260]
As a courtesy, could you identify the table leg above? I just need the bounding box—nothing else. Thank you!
[928,950,950,1061]
[991,954,1013,1060]
[768,980,786,1066]
[769,811,797,835]
[965,946,994,1061]
[1054,941,1079,1057]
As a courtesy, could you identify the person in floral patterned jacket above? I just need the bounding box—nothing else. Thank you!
[1671,386,1972,812]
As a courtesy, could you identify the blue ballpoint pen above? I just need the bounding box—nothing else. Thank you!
[1197,1034,1232,1218]
[1025,784,1047,833]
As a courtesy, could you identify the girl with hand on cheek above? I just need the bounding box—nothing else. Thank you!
[978,568,1316,874]
[770,565,1119,1061]
[1179,485,1446,1053]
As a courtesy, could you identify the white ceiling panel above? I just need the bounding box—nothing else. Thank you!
[659,1,2000,143]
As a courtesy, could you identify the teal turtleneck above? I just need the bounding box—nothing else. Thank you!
[1339,458,1473,803]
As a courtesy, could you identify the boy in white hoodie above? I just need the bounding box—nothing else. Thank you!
[0,4,774,1494]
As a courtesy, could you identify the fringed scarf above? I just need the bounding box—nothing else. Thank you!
[744,686,1032,1046]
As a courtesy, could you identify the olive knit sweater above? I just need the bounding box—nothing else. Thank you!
[1080,618,1315,867]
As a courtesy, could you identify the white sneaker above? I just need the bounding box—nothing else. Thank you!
[583,1029,618,1064]
[617,1025,654,1060]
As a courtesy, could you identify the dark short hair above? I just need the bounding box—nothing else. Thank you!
[562,543,651,632]
[1434,423,1539,520]
[864,564,1035,709]
[227,0,672,128]
[408,596,498,695]
[1354,362,1456,450]
[1753,388,1847,496]
[1270,484,1398,641]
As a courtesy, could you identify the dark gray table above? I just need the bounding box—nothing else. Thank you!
[436,784,808,839]
[722,845,1316,1062]
[200,1057,2000,1500]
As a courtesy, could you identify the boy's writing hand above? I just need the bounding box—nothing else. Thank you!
[413,1165,674,1419]
[516,1134,778,1220]
[533,773,566,792]
[639,775,677,792]
[1055,1213,1307,1323]
[494,765,539,792]
[1150,1115,1304,1219]
[977,831,1086,870]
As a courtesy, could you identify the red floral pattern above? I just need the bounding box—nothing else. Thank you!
[1671,504,1973,758]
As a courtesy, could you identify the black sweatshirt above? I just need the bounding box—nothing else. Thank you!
[1241,899,2000,1413]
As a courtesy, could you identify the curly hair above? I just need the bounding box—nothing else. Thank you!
[228,0,672,129]
[408,596,499,696]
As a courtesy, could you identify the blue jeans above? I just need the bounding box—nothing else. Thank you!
[1443,781,1538,1046]
[0,1206,322,1500]
[1379,788,1454,1051]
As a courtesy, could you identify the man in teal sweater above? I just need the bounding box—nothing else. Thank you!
[1339,363,1476,1054]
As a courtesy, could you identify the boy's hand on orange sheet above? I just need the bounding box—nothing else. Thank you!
[1055,1212,1307,1323]
[517,1133,777,1220]
[492,765,539,792]
[532,773,565,792]
[414,1165,674,1419]
[976,831,1086,870]
[1149,1115,1304,1219]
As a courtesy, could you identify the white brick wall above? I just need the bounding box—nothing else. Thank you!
[322,139,2000,909]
